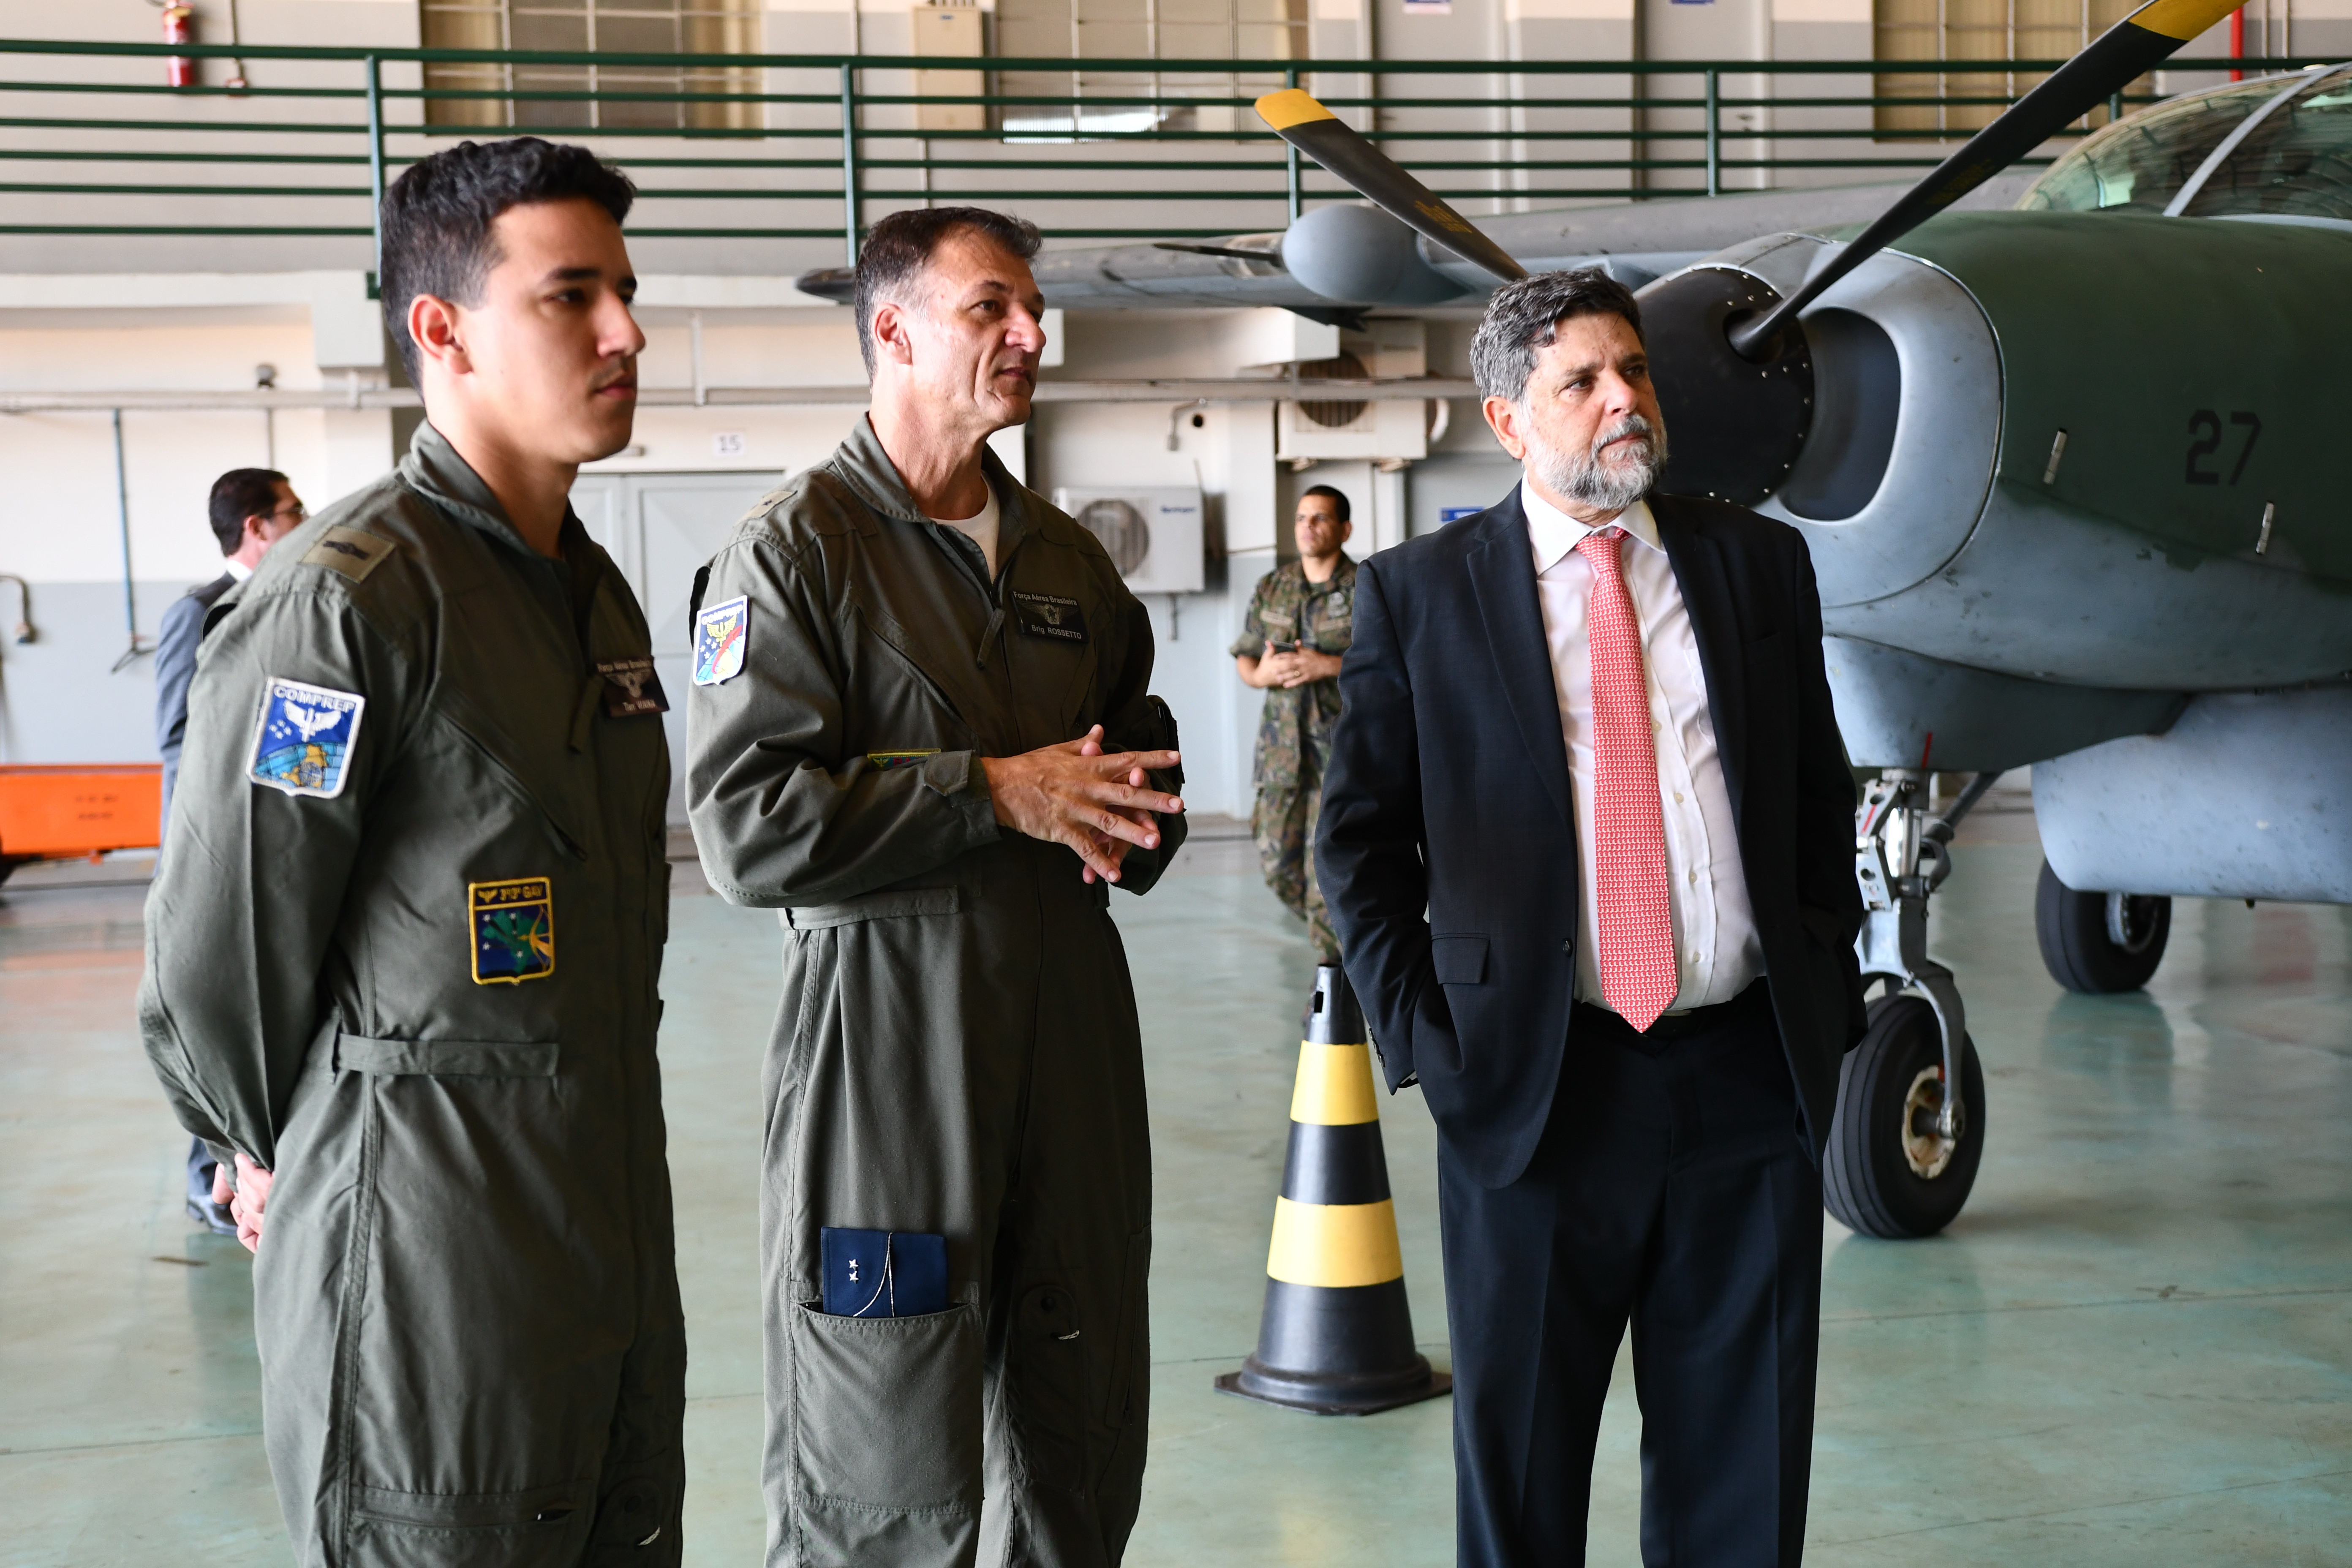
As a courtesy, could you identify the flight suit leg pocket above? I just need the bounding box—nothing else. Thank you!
[346,1480,594,1568]
[789,1301,983,1563]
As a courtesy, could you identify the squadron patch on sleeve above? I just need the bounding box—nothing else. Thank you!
[470,877,556,985]
[693,596,749,686]
[596,657,670,717]
[299,526,397,584]
[248,678,366,798]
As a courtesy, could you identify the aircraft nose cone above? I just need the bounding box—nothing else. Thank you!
[1640,266,1815,506]
[1280,204,1468,307]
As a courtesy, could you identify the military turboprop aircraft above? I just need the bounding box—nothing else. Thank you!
[1245,35,2352,1241]
[804,5,2351,1240]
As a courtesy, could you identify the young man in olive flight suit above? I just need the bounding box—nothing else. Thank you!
[685,206,1186,1568]
[139,139,686,1563]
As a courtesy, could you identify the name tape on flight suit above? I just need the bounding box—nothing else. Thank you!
[596,657,670,716]
[470,877,556,985]
[300,526,397,584]
[866,750,940,771]
[1010,591,1087,643]
[248,677,366,799]
[694,596,749,686]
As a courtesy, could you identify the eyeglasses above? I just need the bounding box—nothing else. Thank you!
[273,501,308,523]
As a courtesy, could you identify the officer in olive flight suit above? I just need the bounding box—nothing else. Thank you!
[138,140,684,1564]
[686,207,1184,1568]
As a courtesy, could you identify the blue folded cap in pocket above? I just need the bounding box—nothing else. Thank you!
[821,1228,950,1318]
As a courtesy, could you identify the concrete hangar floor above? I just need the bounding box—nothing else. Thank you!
[3,801,2348,1566]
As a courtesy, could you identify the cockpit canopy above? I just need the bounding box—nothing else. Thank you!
[2020,63,2352,226]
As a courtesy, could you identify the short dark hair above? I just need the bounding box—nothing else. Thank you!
[208,469,288,555]
[380,137,637,383]
[1299,483,1352,523]
[1469,268,1644,406]
[853,206,1044,376]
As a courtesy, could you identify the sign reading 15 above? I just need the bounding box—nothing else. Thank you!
[2185,410,2260,486]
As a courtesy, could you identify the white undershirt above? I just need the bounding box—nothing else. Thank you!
[930,480,1001,578]
[1522,480,1762,1013]
[223,558,253,583]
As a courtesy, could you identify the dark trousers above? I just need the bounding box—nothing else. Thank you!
[1438,982,1823,1568]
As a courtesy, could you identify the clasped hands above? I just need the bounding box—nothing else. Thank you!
[1255,640,1342,689]
[210,1151,273,1253]
[982,724,1181,884]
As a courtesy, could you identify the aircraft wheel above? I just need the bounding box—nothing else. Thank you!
[2035,859,2170,994]
[1822,995,1985,1239]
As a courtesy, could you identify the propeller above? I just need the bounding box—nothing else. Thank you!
[1253,89,1527,286]
[1729,0,2247,357]
[1255,0,2246,498]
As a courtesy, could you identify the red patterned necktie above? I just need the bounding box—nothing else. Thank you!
[1575,527,1677,1032]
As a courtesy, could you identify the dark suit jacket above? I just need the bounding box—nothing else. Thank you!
[1317,488,1867,1190]
[155,570,236,829]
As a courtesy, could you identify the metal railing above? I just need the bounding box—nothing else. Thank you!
[0,38,2297,267]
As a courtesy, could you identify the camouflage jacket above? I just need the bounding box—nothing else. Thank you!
[1231,556,1357,787]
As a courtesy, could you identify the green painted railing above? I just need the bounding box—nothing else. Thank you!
[0,37,2301,263]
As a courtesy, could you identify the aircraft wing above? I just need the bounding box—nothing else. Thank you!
[795,171,2039,311]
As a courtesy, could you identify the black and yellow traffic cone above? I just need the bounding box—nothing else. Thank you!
[1216,963,1451,1415]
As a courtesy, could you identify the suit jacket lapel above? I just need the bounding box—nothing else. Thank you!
[1467,495,1575,831]
[1655,498,1748,825]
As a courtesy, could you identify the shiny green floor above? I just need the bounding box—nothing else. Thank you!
[3,826,2349,1565]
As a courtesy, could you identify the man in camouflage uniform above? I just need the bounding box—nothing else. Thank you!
[1231,483,1356,961]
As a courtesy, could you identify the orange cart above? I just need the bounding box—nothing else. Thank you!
[0,764,162,884]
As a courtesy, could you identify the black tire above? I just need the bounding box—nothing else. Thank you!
[2035,859,2170,994]
[1822,995,1986,1239]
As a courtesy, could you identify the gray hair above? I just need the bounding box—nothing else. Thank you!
[1468,268,1644,405]
[854,205,1043,376]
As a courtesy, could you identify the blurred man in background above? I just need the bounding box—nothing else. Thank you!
[1232,483,1355,963]
[152,466,305,1234]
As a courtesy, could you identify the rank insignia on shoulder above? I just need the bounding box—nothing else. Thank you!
[249,678,366,798]
[596,657,670,717]
[694,595,749,686]
[470,877,555,985]
[1010,590,1086,643]
[866,749,940,771]
[300,526,397,584]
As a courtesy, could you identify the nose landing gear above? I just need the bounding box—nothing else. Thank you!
[1823,769,1994,1239]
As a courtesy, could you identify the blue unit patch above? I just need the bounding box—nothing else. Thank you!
[248,678,366,798]
[694,595,749,686]
[470,877,555,985]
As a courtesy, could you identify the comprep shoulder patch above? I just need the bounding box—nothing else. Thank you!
[248,678,366,798]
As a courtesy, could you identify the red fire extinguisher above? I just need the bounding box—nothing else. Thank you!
[162,4,196,90]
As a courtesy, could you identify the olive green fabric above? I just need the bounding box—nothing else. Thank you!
[1230,558,1356,959]
[686,416,1183,1568]
[138,422,685,1568]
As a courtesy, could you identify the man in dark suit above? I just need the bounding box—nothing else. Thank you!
[1318,268,1865,1568]
[152,464,305,1232]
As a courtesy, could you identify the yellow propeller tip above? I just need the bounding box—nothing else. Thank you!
[1255,88,1337,131]
[2127,0,2241,41]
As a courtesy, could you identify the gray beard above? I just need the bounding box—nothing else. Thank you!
[1527,414,1667,514]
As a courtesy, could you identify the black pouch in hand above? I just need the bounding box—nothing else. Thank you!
[1144,694,1184,793]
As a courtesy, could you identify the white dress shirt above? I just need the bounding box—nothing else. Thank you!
[1522,480,1761,1013]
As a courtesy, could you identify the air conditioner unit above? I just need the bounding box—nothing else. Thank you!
[1051,486,1206,594]
[1276,319,1432,463]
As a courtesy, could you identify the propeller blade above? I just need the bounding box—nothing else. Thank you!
[1255,89,1528,285]
[1730,0,2247,357]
